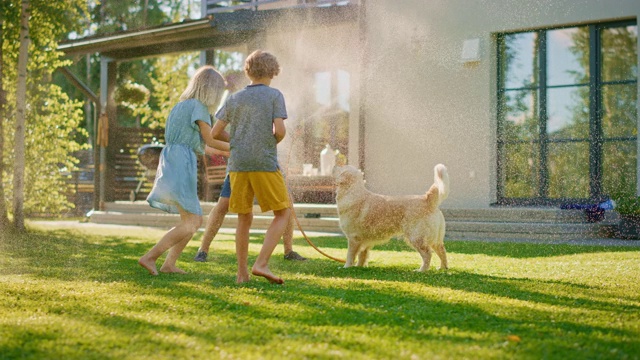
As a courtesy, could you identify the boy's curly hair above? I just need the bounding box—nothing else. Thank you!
[244,50,280,79]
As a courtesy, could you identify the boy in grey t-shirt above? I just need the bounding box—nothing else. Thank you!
[211,50,290,284]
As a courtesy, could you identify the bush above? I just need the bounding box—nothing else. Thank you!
[614,194,640,216]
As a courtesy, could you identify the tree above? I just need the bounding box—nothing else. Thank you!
[0,11,9,227]
[53,1,202,132]
[2,0,89,225]
[139,52,199,129]
[13,0,30,231]
[138,50,244,129]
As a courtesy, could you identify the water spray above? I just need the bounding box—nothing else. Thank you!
[284,118,346,264]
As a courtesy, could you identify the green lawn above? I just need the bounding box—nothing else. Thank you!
[1,221,639,360]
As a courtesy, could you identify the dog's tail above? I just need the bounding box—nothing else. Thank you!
[426,164,449,207]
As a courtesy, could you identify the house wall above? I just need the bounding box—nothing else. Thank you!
[362,0,640,209]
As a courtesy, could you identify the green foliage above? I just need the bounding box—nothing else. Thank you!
[88,0,170,34]
[1,0,89,215]
[1,223,640,359]
[114,81,150,109]
[613,193,640,216]
[214,49,245,74]
[139,52,199,129]
[138,50,245,129]
[53,1,200,131]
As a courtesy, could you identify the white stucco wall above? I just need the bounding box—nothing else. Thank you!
[362,0,640,209]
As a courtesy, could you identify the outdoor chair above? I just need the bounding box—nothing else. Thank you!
[202,155,227,202]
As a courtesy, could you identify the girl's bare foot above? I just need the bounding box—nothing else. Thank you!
[251,266,284,284]
[138,256,158,276]
[159,265,187,274]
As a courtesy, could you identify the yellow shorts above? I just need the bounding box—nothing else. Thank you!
[228,171,291,214]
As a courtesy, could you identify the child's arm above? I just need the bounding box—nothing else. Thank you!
[211,119,230,142]
[205,146,230,158]
[197,120,229,152]
[273,117,286,143]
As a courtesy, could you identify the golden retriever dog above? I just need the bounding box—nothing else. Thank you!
[332,164,449,271]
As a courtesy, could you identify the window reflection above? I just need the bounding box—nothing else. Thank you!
[547,142,589,199]
[547,27,589,86]
[603,141,637,196]
[337,70,350,112]
[303,69,350,171]
[501,90,539,141]
[602,84,637,139]
[503,142,539,198]
[602,26,638,82]
[314,71,331,106]
[502,32,538,89]
[546,86,589,140]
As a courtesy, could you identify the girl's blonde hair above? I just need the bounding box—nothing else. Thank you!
[180,65,226,113]
[244,50,280,79]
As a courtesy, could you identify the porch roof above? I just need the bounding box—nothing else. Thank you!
[58,5,359,61]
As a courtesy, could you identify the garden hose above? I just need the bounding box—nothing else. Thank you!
[284,127,346,263]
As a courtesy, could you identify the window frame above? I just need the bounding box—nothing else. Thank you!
[496,19,638,206]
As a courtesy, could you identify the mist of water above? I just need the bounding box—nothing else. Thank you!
[219,0,612,204]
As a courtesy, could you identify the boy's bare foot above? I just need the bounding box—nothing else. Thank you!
[138,256,158,276]
[236,273,251,284]
[159,265,187,274]
[251,267,284,284]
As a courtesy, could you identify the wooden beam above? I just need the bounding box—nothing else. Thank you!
[56,67,99,105]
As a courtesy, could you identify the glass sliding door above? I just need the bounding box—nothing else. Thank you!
[600,25,638,198]
[497,21,638,205]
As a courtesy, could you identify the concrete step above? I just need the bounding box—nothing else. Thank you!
[90,211,343,233]
[91,202,623,241]
[445,220,618,241]
[441,207,618,224]
[103,201,340,218]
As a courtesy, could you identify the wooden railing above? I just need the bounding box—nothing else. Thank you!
[112,128,165,201]
[201,0,357,16]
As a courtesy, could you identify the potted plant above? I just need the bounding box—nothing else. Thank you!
[613,193,640,240]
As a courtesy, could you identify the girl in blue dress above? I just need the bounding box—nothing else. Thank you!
[139,66,229,276]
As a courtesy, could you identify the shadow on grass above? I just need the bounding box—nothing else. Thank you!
[288,235,640,259]
[2,227,639,359]
[446,240,640,258]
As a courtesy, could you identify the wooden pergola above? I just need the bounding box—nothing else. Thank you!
[57,3,359,210]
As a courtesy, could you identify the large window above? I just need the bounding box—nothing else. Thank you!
[497,21,638,204]
[301,69,350,167]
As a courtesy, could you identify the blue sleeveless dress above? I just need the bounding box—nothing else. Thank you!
[146,99,210,215]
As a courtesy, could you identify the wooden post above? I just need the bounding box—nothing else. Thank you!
[98,57,117,209]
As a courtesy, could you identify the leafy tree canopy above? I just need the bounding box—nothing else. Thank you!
[2,0,90,216]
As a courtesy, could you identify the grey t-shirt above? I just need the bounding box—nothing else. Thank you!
[215,84,287,172]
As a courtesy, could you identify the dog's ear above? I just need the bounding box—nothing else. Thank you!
[332,165,343,178]
[335,168,353,185]
[333,165,354,179]
[337,167,365,187]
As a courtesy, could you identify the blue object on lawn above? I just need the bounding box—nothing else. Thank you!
[598,199,615,210]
